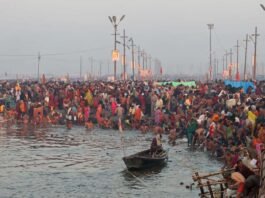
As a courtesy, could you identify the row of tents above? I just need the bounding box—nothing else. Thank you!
[156,80,255,93]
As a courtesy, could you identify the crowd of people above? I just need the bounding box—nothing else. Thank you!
[0,79,264,197]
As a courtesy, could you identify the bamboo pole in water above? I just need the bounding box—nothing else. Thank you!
[220,184,224,198]
[192,168,234,181]
[206,181,214,198]
[195,172,205,195]
[197,181,227,187]
[199,189,227,197]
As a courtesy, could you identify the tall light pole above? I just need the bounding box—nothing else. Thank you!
[223,50,229,79]
[216,59,219,80]
[121,29,128,81]
[229,48,233,80]
[225,50,229,70]
[142,50,145,70]
[244,34,249,81]
[207,24,214,81]
[148,54,152,79]
[235,40,240,81]
[222,54,225,78]
[129,38,135,81]
[37,52,41,82]
[89,57,94,79]
[137,46,141,79]
[80,56,82,80]
[108,15,125,81]
[99,61,102,78]
[252,26,259,81]
[145,52,148,71]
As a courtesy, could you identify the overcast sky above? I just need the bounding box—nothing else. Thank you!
[0,0,265,78]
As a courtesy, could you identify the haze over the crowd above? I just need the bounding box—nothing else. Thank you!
[0,0,265,78]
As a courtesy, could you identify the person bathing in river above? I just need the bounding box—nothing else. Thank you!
[186,117,198,147]
[192,127,205,148]
[116,103,124,129]
[139,118,149,133]
[85,120,94,130]
[168,128,177,145]
[150,134,162,156]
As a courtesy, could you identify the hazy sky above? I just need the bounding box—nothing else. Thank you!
[0,0,265,78]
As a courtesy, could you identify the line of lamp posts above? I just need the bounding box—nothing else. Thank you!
[108,15,153,81]
[207,2,265,82]
[207,23,261,82]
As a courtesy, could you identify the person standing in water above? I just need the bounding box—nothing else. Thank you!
[116,104,124,132]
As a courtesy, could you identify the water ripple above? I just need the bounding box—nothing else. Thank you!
[0,126,221,198]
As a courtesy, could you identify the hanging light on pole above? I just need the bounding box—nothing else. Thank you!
[108,15,125,81]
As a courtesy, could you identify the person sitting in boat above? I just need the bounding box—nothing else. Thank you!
[150,134,162,156]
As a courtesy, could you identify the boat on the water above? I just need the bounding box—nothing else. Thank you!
[122,149,168,170]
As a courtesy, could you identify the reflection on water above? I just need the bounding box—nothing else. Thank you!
[122,163,166,183]
[124,163,166,177]
[0,126,222,198]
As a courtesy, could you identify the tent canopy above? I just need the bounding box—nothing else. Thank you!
[224,80,255,93]
[156,81,196,87]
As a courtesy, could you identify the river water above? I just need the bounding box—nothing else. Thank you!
[0,125,222,198]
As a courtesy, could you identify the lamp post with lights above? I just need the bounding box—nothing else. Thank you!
[108,15,125,80]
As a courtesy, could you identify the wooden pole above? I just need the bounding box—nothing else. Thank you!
[207,181,214,198]
[197,181,227,187]
[195,172,205,195]
[200,189,226,197]
[220,184,224,198]
[193,168,234,181]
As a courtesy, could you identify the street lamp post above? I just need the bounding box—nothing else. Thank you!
[207,24,214,81]
[137,46,141,79]
[252,26,259,81]
[108,15,125,81]
[80,56,82,80]
[142,50,145,70]
[235,40,240,81]
[121,29,128,81]
[37,52,41,82]
[229,48,233,80]
[129,38,135,81]
[243,34,249,81]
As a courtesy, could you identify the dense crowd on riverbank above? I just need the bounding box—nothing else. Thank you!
[0,79,264,197]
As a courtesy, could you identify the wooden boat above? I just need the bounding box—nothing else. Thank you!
[122,149,168,170]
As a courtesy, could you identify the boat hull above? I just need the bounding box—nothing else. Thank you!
[122,149,168,170]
